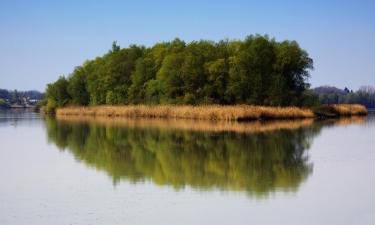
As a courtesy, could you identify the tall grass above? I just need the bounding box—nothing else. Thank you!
[56,105,315,121]
[332,104,368,115]
[55,104,367,121]
[313,104,368,117]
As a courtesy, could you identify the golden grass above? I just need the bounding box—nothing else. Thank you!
[56,105,315,121]
[313,104,368,118]
[56,116,315,134]
[332,104,368,116]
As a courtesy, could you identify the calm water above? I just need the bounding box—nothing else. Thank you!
[1,109,375,225]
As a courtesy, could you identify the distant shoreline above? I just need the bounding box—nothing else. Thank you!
[51,104,368,121]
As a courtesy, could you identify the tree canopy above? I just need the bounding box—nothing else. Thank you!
[45,35,315,111]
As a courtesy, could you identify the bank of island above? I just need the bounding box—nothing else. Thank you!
[43,35,368,120]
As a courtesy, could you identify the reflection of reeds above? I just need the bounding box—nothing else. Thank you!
[56,105,314,121]
[55,112,367,134]
[56,115,315,134]
[331,116,367,126]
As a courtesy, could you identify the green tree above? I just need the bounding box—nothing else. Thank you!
[68,66,89,105]
[0,98,8,107]
[45,76,71,112]
[156,53,185,103]
[273,40,313,105]
[45,35,314,108]
[10,90,19,104]
[128,52,157,103]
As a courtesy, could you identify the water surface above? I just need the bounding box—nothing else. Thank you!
[0,109,374,225]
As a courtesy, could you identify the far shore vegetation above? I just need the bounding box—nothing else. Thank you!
[42,35,369,120]
[0,89,43,108]
[313,85,375,108]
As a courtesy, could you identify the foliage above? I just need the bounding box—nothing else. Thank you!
[0,89,43,106]
[45,76,71,113]
[0,98,9,107]
[313,85,375,108]
[45,35,314,110]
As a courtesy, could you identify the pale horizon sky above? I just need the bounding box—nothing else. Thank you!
[0,0,374,92]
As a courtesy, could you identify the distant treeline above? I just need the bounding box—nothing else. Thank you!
[45,35,316,111]
[313,86,375,108]
[0,89,43,107]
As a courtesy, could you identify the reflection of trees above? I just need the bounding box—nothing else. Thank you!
[45,118,321,197]
[0,109,41,127]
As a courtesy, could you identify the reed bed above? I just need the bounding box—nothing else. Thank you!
[56,105,315,121]
[56,116,315,134]
[313,104,368,117]
[332,104,368,116]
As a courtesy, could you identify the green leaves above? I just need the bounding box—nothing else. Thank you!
[45,35,314,107]
[46,76,70,107]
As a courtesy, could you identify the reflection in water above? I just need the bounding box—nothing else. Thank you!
[56,116,315,134]
[0,109,41,127]
[320,116,367,127]
[44,117,324,197]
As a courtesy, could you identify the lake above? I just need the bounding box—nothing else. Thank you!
[1,109,375,225]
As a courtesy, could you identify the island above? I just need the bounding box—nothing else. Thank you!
[42,35,369,119]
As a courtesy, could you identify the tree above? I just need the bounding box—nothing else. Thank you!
[45,35,315,108]
[11,90,19,104]
[204,59,228,103]
[128,52,157,103]
[45,76,71,112]
[68,67,89,105]
[111,41,120,53]
[156,53,185,103]
[0,98,8,107]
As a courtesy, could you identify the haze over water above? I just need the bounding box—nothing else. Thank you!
[0,110,375,225]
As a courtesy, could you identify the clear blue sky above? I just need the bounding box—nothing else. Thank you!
[0,0,374,92]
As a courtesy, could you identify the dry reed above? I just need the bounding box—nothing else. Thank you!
[56,105,315,121]
[332,104,368,116]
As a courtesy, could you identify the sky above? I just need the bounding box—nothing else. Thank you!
[0,0,374,92]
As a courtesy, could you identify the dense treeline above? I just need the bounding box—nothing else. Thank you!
[45,35,316,111]
[313,86,375,108]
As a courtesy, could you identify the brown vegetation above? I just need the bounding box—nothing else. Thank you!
[332,104,368,115]
[313,104,368,118]
[56,105,315,121]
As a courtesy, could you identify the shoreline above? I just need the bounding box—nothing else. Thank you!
[52,104,368,121]
[0,105,35,109]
